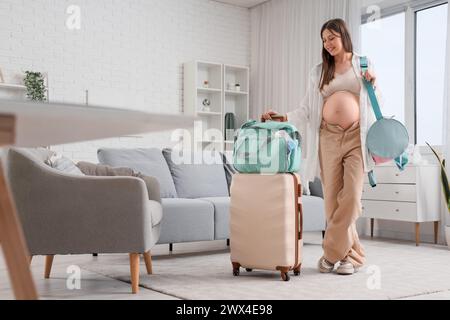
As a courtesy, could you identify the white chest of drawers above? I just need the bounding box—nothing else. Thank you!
[361,163,441,246]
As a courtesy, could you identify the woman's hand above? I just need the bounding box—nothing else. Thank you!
[362,70,377,87]
[261,109,287,122]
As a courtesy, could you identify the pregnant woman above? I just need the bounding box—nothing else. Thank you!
[261,19,380,275]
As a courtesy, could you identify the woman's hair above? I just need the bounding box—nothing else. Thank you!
[319,18,354,91]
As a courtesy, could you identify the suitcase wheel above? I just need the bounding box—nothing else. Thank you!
[232,262,241,276]
[281,272,290,282]
[245,268,253,272]
[293,264,302,276]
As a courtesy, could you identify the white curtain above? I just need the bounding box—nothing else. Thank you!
[443,2,450,228]
[250,0,362,119]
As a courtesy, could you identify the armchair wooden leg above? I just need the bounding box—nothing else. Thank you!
[143,251,153,275]
[434,221,439,244]
[129,253,140,294]
[45,255,54,279]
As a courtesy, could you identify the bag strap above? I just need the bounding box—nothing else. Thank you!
[395,152,409,171]
[360,57,383,121]
[361,57,380,188]
[368,153,408,188]
[368,170,377,187]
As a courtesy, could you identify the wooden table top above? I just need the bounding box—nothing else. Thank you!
[0,99,197,147]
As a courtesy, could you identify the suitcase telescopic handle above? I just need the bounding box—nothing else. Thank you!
[296,181,303,241]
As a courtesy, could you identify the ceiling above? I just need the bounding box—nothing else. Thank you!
[213,0,270,8]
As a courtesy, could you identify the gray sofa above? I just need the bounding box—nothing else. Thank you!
[97,148,326,247]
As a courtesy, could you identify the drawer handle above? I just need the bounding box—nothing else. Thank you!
[395,191,400,194]
[395,174,399,177]
[395,209,400,212]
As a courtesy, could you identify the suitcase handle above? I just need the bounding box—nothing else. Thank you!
[261,114,287,122]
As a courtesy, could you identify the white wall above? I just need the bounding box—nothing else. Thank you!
[0,0,250,161]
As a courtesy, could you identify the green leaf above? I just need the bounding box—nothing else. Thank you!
[426,142,450,213]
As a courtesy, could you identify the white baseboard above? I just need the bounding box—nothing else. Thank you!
[362,229,446,246]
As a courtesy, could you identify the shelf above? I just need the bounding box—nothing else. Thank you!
[225,90,248,96]
[0,83,26,90]
[197,111,222,116]
[198,140,224,144]
[197,87,222,93]
[224,140,234,144]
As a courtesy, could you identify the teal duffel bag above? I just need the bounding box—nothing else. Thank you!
[232,119,302,174]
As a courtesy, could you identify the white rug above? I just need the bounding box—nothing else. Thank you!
[80,239,450,300]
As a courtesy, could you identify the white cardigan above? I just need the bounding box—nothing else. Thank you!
[287,52,380,195]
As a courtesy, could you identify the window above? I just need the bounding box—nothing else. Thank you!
[416,3,448,146]
[361,13,406,124]
[360,1,449,147]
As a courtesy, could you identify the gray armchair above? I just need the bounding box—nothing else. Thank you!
[6,148,163,294]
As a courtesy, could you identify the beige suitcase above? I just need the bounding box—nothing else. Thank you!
[230,173,303,281]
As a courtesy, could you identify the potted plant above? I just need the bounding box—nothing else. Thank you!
[24,71,47,101]
[426,142,450,248]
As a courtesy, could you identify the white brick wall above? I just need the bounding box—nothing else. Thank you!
[0,0,250,161]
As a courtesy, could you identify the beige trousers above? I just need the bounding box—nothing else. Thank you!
[318,119,365,268]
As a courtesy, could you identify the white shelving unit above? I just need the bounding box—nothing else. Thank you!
[0,83,26,90]
[0,82,27,100]
[184,60,223,151]
[183,61,249,152]
[0,73,49,101]
[223,64,249,152]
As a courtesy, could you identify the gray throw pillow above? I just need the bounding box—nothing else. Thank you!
[162,148,229,198]
[46,154,84,176]
[20,147,55,163]
[220,151,235,193]
[308,177,324,198]
[76,161,161,203]
[97,148,177,198]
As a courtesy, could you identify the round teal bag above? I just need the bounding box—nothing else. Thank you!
[361,57,409,187]
[366,117,409,162]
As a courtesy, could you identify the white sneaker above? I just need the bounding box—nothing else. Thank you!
[336,259,358,275]
[318,256,335,273]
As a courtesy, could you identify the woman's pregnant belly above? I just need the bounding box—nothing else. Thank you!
[322,91,360,130]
